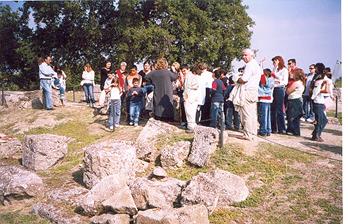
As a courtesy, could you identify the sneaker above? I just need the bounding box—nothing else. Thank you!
[306,118,314,123]
[134,123,139,127]
[300,117,306,122]
[129,122,134,126]
[109,126,114,130]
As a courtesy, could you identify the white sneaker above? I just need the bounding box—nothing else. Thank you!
[129,122,134,126]
[306,118,314,123]
[134,123,139,127]
[300,117,306,122]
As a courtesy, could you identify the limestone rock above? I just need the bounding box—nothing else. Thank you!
[79,174,137,216]
[83,140,137,189]
[0,134,22,159]
[22,134,69,171]
[0,165,44,204]
[160,141,190,168]
[32,203,81,224]
[188,126,219,167]
[152,166,167,178]
[91,214,130,224]
[136,204,209,224]
[130,177,186,210]
[48,187,89,207]
[136,118,179,162]
[181,169,249,212]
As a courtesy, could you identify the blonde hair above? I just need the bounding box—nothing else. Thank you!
[155,58,168,70]
[172,62,180,72]
[85,63,93,72]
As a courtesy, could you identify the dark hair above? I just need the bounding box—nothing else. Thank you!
[132,78,140,84]
[220,69,227,75]
[288,58,296,64]
[111,77,119,86]
[131,64,137,70]
[315,63,325,75]
[213,69,222,79]
[263,68,272,76]
[180,64,190,70]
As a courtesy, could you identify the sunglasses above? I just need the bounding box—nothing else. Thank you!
[309,67,315,69]
[288,63,292,65]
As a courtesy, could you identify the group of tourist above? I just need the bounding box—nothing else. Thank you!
[38,48,335,142]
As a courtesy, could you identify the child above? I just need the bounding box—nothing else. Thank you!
[224,75,241,131]
[53,69,67,106]
[210,69,226,128]
[97,72,114,108]
[258,68,275,136]
[127,78,143,126]
[108,77,122,131]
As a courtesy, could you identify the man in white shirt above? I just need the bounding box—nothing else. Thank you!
[39,55,57,110]
[232,49,262,140]
[197,63,214,125]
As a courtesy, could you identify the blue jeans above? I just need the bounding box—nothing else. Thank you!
[210,101,224,128]
[129,101,141,124]
[258,102,271,135]
[286,98,302,136]
[312,103,328,138]
[271,87,286,132]
[225,101,240,130]
[40,79,53,109]
[303,95,314,119]
[108,99,121,127]
[83,83,95,103]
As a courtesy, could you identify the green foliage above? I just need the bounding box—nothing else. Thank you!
[0,0,253,90]
[209,208,241,224]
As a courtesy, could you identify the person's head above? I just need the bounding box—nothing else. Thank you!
[85,63,92,72]
[242,49,254,63]
[197,62,208,71]
[192,64,203,75]
[37,57,45,65]
[171,62,180,73]
[180,64,190,76]
[105,61,111,69]
[315,63,325,75]
[155,58,168,70]
[292,68,306,85]
[132,77,140,87]
[309,64,316,74]
[120,62,127,71]
[130,64,137,76]
[107,72,114,79]
[272,56,285,70]
[143,61,151,72]
[288,58,296,69]
[44,55,52,65]
[111,76,119,87]
[324,67,332,79]
[213,69,222,79]
[220,69,227,77]
[263,68,272,77]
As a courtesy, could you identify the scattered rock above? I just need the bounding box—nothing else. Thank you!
[181,169,249,212]
[130,177,186,210]
[188,126,219,167]
[160,141,190,168]
[134,159,150,175]
[82,140,137,189]
[0,165,44,204]
[22,134,69,171]
[152,166,167,178]
[32,203,81,224]
[1,90,43,109]
[91,214,130,224]
[48,187,89,207]
[79,174,137,216]
[136,118,180,162]
[136,204,209,224]
[0,134,22,159]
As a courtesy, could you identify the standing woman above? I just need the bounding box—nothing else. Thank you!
[285,68,305,136]
[100,61,112,91]
[146,58,178,121]
[81,63,96,107]
[271,56,288,134]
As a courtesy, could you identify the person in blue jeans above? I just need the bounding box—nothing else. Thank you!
[210,69,226,128]
[224,72,241,130]
[127,78,144,126]
[38,56,57,110]
[258,68,275,136]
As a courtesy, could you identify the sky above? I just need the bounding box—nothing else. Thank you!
[1,0,342,79]
[240,0,342,79]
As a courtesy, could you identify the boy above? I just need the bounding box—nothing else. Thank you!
[210,69,226,128]
[127,78,144,126]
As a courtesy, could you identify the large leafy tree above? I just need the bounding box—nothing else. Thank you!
[0,0,253,90]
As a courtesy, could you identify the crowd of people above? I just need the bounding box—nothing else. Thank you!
[38,48,335,142]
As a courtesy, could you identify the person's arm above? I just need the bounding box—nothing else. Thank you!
[39,64,57,77]
[286,81,298,95]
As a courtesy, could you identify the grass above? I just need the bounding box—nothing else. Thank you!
[209,208,241,224]
[155,132,194,150]
[327,111,342,125]
[0,212,50,224]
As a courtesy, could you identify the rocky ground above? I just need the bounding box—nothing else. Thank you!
[0,91,342,224]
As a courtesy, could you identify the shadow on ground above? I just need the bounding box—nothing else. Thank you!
[300,140,342,155]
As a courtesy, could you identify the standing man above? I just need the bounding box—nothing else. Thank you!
[302,64,316,122]
[232,49,262,140]
[38,55,57,110]
[100,61,112,91]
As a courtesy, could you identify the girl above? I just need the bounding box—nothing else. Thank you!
[81,64,96,107]
[108,77,122,131]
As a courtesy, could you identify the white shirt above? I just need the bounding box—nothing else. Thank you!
[198,70,214,105]
[288,80,304,100]
[273,67,289,87]
[39,62,57,79]
[240,59,262,91]
[184,72,200,104]
[311,79,325,104]
[82,70,95,84]
[110,87,121,100]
